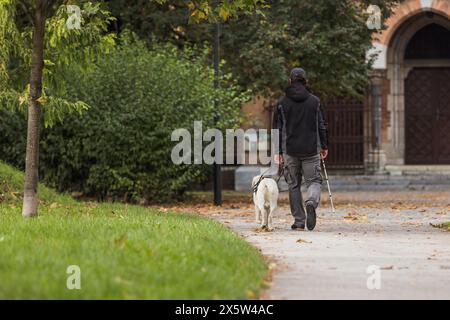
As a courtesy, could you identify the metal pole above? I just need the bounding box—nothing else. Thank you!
[321,158,335,213]
[213,22,222,206]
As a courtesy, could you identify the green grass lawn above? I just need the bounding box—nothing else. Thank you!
[0,162,267,299]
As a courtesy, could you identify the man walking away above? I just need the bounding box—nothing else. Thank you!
[273,68,329,231]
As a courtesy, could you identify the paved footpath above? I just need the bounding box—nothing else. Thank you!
[209,191,450,300]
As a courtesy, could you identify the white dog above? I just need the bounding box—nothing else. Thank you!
[252,176,279,231]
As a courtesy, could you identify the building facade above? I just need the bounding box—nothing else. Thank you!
[367,0,450,175]
[241,0,450,176]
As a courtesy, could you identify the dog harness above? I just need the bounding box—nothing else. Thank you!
[252,165,285,194]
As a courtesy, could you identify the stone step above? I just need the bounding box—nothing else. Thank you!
[324,175,450,191]
[235,166,450,191]
[386,165,450,176]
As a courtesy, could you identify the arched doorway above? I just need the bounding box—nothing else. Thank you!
[404,23,450,164]
[385,11,450,166]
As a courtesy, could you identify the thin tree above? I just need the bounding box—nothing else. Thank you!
[0,0,266,217]
[22,0,48,216]
[18,0,113,217]
[1,0,114,217]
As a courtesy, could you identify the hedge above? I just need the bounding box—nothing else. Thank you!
[0,39,248,202]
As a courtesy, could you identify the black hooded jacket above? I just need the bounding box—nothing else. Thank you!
[272,82,328,157]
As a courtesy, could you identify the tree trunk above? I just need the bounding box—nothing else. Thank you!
[22,2,46,218]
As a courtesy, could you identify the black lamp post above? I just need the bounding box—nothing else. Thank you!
[213,22,222,206]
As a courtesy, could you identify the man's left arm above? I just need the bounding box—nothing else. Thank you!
[272,100,284,164]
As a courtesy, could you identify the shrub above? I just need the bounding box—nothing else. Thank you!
[0,39,248,202]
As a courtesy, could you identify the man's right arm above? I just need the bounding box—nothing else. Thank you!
[272,100,284,163]
[318,102,329,159]
[318,102,328,149]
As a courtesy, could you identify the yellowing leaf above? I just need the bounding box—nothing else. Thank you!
[191,10,207,20]
[219,7,231,20]
[18,95,27,105]
[187,1,196,10]
[36,96,46,105]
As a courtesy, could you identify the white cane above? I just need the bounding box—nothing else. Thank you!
[321,158,335,213]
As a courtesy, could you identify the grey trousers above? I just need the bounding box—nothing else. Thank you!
[283,154,323,225]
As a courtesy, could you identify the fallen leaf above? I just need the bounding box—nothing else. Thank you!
[391,203,418,210]
[246,289,256,300]
[344,212,368,221]
[402,221,421,227]
[381,265,394,270]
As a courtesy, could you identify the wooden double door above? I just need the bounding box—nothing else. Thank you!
[405,67,450,164]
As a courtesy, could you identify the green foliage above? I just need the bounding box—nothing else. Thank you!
[0,161,267,299]
[0,0,22,86]
[0,0,116,126]
[0,108,27,170]
[222,0,398,98]
[110,0,398,98]
[0,0,28,123]
[153,0,267,22]
[42,2,116,93]
[0,38,249,202]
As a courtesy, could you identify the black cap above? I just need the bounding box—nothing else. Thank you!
[290,67,307,81]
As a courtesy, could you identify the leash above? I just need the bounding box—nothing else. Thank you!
[252,158,336,214]
[275,166,284,183]
[252,165,284,194]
